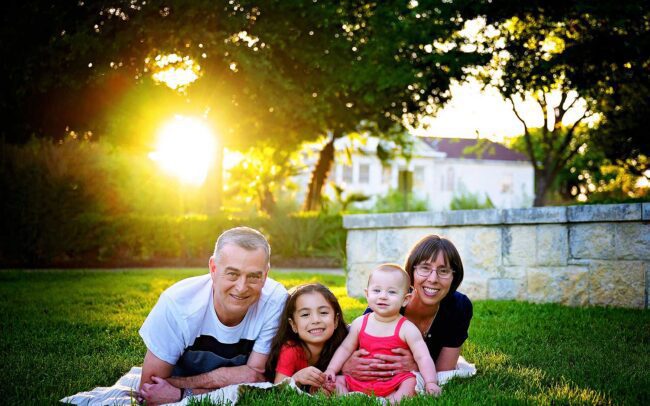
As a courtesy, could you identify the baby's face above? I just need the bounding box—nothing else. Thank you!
[366,270,410,317]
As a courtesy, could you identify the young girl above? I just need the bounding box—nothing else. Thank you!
[265,283,348,392]
[324,264,441,402]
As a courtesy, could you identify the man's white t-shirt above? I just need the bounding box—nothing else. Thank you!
[139,274,288,374]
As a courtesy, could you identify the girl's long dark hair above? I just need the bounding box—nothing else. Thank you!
[265,283,348,382]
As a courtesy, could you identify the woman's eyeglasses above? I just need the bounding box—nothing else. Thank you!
[413,265,455,279]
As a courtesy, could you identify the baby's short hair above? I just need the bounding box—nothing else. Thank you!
[368,263,411,291]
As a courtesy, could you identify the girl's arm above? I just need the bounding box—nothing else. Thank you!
[324,317,362,378]
[403,321,441,394]
[275,368,326,387]
[274,372,291,384]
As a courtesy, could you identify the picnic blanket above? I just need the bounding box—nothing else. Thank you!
[61,357,476,405]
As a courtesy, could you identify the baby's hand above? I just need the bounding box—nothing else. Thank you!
[292,366,326,387]
[324,369,337,384]
[425,381,442,396]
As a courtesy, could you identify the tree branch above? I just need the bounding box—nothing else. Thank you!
[509,95,538,170]
[549,109,590,179]
[555,91,569,129]
[563,92,579,115]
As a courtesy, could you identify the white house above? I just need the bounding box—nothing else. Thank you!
[324,135,534,210]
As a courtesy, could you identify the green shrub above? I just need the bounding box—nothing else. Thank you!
[261,212,345,260]
[450,192,495,210]
[351,189,428,213]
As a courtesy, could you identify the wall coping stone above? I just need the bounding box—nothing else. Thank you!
[343,203,643,230]
[567,203,642,222]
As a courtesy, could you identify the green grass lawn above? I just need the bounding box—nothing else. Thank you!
[0,269,648,405]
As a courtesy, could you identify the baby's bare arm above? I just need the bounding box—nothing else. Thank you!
[402,321,437,384]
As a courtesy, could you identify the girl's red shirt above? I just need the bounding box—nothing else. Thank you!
[275,342,309,377]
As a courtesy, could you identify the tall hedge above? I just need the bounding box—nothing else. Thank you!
[0,139,345,267]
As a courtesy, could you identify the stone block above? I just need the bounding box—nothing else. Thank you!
[615,223,650,260]
[503,226,537,266]
[501,266,528,279]
[588,260,645,308]
[567,203,642,223]
[376,228,439,265]
[526,266,589,306]
[443,228,468,261]
[465,226,502,271]
[569,223,615,259]
[445,209,501,226]
[503,207,567,224]
[643,203,650,221]
[460,277,488,300]
[488,278,525,300]
[536,225,568,266]
[347,231,377,263]
[346,263,378,297]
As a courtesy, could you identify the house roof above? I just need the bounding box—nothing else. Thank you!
[419,137,528,162]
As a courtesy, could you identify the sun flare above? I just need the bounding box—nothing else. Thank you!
[149,53,200,90]
[149,116,216,186]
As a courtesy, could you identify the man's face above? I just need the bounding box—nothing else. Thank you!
[210,243,268,325]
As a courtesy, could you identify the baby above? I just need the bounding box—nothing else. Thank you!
[324,264,441,402]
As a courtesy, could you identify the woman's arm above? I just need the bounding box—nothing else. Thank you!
[435,347,461,372]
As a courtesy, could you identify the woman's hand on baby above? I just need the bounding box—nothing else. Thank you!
[292,366,326,387]
[341,349,381,381]
[425,382,442,396]
[371,348,417,375]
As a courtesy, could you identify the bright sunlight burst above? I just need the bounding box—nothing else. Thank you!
[149,116,216,186]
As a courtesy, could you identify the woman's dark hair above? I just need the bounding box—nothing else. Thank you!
[264,283,348,382]
[404,235,464,295]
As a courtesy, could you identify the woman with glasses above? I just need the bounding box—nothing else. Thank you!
[342,234,472,380]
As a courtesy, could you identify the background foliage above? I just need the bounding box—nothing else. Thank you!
[0,138,344,267]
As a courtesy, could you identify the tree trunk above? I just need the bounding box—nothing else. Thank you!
[533,169,553,207]
[259,188,276,215]
[303,133,338,211]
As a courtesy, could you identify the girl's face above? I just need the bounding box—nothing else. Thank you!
[289,292,338,347]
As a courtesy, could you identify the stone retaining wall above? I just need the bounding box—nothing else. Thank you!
[343,203,649,309]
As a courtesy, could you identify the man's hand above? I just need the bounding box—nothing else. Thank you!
[139,376,181,405]
[293,366,326,388]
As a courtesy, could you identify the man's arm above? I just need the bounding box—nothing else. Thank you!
[140,350,174,388]
[139,350,182,404]
[166,351,268,390]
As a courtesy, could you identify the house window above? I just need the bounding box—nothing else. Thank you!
[342,164,353,183]
[414,165,425,188]
[359,163,370,184]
